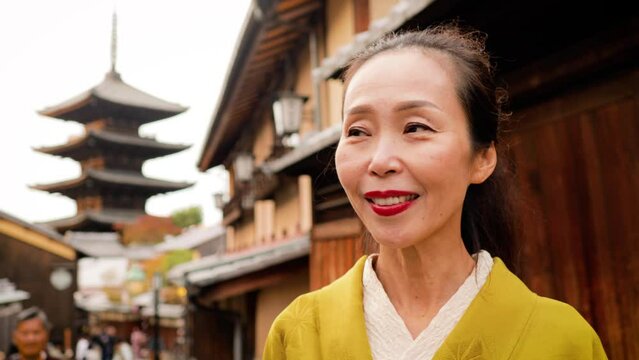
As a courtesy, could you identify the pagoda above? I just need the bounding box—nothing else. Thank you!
[32,13,191,233]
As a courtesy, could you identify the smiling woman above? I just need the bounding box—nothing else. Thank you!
[263,24,608,360]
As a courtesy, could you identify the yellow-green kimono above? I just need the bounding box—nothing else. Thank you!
[264,256,607,359]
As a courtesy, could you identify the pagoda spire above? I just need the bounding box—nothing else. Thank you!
[110,8,118,73]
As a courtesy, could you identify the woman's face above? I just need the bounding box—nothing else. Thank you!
[335,49,495,249]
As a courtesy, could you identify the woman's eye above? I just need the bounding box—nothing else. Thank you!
[405,122,433,133]
[347,127,367,137]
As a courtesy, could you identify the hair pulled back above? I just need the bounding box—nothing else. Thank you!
[342,24,518,267]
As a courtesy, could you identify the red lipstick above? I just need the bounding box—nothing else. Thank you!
[364,190,418,217]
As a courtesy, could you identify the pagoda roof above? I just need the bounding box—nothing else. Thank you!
[42,208,145,233]
[63,231,158,259]
[39,71,188,123]
[34,129,190,160]
[31,169,192,195]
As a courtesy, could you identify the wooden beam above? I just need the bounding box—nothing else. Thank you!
[312,217,362,241]
[196,257,308,304]
[276,0,311,13]
[0,219,76,260]
[256,32,301,54]
[353,0,370,33]
[252,44,295,63]
[277,1,322,23]
[505,21,639,102]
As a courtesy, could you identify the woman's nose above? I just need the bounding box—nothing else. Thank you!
[367,137,402,177]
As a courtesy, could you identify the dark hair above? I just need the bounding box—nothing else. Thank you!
[342,24,519,268]
[16,307,51,331]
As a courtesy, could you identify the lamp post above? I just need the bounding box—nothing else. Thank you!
[233,152,255,210]
[152,272,162,360]
[233,153,254,182]
[272,91,308,147]
[213,192,226,209]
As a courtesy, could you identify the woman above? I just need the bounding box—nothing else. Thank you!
[264,25,607,359]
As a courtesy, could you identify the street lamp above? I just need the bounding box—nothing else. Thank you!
[152,272,162,360]
[213,192,227,209]
[50,267,73,291]
[233,153,254,182]
[241,190,255,210]
[272,91,308,138]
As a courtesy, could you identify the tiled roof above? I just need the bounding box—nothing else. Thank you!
[64,231,157,260]
[39,71,187,122]
[0,209,63,241]
[155,225,225,252]
[41,209,144,233]
[34,130,190,158]
[32,169,192,193]
[168,235,309,286]
[198,0,323,169]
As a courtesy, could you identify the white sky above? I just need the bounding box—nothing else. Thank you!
[0,0,252,226]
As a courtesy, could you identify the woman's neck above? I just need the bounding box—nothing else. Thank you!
[374,236,475,338]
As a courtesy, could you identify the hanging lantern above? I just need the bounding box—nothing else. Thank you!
[234,153,254,182]
[241,191,255,210]
[272,92,308,137]
[213,192,226,209]
[50,267,73,291]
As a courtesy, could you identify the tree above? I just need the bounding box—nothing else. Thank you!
[171,206,203,228]
[114,215,182,245]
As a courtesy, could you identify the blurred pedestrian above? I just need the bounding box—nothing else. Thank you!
[112,340,132,360]
[91,327,115,360]
[128,327,145,360]
[74,333,90,360]
[9,307,59,360]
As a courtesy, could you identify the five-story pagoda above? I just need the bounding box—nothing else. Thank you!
[32,13,191,233]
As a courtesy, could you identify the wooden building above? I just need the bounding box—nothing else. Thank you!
[197,0,638,358]
[33,14,191,234]
[0,210,77,350]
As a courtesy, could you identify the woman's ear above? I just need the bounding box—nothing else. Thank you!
[470,142,497,184]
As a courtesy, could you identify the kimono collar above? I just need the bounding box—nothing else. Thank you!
[315,256,538,360]
[433,258,538,359]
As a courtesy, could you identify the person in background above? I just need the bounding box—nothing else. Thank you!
[112,340,132,360]
[128,327,145,360]
[74,333,89,360]
[92,326,115,360]
[9,307,59,360]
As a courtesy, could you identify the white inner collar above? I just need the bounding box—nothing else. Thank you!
[362,250,494,360]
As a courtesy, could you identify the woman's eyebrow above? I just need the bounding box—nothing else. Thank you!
[344,104,374,116]
[394,100,440,112]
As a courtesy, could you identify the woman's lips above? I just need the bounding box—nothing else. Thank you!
[364,190,419,217]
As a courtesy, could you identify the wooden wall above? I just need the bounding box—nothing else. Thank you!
[310,235,364,290]
[189,306,234,360]
[0,233,77,347]
[510,69,639,359]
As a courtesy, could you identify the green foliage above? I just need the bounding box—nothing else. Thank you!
[171,206,203,228]
[162,249,194,272]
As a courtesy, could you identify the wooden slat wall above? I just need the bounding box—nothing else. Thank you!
[310,235,364,290]
[189,307,234,360]
[0,233,77,347]
[510,71,639,359]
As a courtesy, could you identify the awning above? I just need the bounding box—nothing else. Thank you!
[312,0,436,81]
[168,235,310,287]
[261,124,340,174]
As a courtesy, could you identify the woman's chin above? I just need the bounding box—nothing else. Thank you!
[369,231,417,250]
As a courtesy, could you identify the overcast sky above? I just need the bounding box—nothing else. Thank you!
[0,0,251,226]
